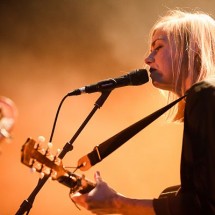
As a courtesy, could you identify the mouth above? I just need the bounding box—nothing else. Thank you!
[149,68,157,74]
[149,68,158,79]
[149,68,162,83]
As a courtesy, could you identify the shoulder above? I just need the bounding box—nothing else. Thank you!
[186,79,215,101]
[185,79,215,114]
[188,79,215,93]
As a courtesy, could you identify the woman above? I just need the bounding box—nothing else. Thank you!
[71,10,215,214]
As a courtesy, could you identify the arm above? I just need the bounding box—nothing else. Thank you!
[182,81,215,213]
[70,171,155,215]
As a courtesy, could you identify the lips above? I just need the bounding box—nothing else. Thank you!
[149,68,157,78]
[149,68,157,74]
[149,68,162,82]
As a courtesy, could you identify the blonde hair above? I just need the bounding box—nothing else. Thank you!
[148,9,215,121]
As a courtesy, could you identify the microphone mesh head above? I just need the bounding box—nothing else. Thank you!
[129,69,149,85]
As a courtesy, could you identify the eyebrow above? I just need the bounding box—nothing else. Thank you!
[151,37,165,47]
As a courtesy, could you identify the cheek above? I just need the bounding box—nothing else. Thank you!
[161,53,173,76]
[155,60,173,86]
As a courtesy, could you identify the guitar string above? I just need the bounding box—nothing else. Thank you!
[64,163,84,173]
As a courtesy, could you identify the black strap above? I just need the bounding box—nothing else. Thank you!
[87,95,186,167]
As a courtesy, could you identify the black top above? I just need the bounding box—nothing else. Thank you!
[153,80,215,215]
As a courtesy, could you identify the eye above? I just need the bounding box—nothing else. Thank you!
[150,45,163,54]
[154,45,163,52]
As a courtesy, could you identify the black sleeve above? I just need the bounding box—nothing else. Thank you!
[153,186,201,215]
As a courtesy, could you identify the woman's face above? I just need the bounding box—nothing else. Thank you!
[145,29,176,92]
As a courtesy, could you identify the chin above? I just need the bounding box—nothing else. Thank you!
[152,81,170,91]
[152,81,162,89]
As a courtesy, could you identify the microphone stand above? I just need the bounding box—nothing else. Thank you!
[15,90,112,215]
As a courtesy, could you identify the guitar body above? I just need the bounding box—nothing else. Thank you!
[159,185,181,199]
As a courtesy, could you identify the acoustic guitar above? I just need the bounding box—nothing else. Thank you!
[21,137,181,198]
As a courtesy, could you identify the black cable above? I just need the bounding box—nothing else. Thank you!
[49,93,70,143]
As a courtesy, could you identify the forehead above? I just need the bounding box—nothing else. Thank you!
[151,29,168,46]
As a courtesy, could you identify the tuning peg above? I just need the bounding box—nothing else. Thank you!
[52,148,61,164]
[37,136,45,143]
[51,170,57,179]
[45,147,51,156]
[56,148,61,156]
[47,142,53,149]
[31,167,36,173]
[34,136,45,151]
[42,142,53,158]
[41,148,46,155]
[40,172,45,179]
[42,167,51,175]
[54,157,61,166]
[34,136,45,150]
[47,153,54,161]
[32,160,42,171]
[30,160,40,173]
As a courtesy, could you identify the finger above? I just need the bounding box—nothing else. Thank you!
[70,192,88,208]
[94,171,102,183]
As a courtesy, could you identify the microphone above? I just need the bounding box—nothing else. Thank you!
[68,69,149,95]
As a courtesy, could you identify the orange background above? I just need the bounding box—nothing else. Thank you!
[0,1,214,214]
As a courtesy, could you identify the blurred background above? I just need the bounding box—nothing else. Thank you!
[0,0,214,214]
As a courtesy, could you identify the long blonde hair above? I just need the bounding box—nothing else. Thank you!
[148,9,215,121]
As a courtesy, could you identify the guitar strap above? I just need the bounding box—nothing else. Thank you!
[85,95,187,168]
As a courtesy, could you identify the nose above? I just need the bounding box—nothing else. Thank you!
[145,53,154,65]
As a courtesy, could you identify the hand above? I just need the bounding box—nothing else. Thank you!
[70,171,155,215]
[70,171,121,214]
